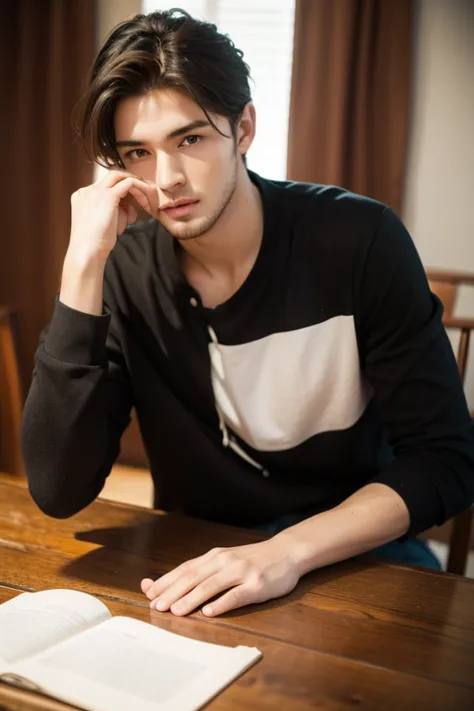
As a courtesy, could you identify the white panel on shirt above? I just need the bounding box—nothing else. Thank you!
[208,316,373,452]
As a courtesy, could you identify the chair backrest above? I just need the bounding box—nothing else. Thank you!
[0,307,24,475]
[425,270,474,575]
[428,277,457,318]
[426,269,474,383]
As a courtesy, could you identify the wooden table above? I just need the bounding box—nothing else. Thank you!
[1,478,474,711]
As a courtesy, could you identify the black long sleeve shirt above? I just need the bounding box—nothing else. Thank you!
[21,171,474,533]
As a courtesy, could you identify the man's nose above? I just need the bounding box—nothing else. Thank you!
[155,154,185,192]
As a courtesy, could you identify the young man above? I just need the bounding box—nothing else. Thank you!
[22,9,474,618]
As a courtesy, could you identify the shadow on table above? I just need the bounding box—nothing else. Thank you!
[58,514,377,617]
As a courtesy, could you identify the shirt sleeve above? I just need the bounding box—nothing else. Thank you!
[21,294,134,519]
[355,206,474,535]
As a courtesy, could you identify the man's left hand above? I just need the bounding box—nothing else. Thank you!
[140,535,301,617]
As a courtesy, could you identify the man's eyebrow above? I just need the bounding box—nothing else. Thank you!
[115,120,212,148]
[168,119,211,139]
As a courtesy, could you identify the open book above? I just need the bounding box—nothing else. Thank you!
[0,589,262,711]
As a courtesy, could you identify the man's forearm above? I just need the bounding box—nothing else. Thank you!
[60,251,106,316]
[277,482,410,577]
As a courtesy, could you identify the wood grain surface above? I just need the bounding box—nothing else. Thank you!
[1,480,474,711]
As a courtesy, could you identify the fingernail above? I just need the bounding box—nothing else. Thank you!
[155,599,167,612]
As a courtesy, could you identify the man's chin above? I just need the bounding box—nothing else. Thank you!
[159,216,211,241]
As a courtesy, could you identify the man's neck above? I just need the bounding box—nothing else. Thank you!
[178,167,263,281]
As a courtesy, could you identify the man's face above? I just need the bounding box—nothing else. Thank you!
[114,88,247,241]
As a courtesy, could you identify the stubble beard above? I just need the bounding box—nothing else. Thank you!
[164,158,239,242]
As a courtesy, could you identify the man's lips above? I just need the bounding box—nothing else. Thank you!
[161,199,199,218]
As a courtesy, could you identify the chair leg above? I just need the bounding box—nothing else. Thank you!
[447,508,473,575]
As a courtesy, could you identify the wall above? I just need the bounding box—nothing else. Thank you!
[403,0,474,406]
[97,0,141,46]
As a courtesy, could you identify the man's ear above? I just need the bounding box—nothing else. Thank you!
[236,102,256,158]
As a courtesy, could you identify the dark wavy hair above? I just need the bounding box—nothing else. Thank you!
[73,8,252,169]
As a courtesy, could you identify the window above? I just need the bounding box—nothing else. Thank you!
[142,0,296,180]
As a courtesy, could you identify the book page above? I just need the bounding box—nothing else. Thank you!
[0,589,111,669]
[15,615,262,711]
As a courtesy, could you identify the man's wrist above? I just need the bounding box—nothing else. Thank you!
[272,483,411,578]
[63,247,108,277]
[60,250,107,316]
[273,526,314,578]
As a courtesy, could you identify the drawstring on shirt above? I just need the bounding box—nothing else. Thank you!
[208,325,270,478]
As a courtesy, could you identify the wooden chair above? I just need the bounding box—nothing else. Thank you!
[0,307,24,476]
[426,269,474,575]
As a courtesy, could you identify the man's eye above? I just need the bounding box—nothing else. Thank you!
[124,149,148,160]
[182,135,202,146]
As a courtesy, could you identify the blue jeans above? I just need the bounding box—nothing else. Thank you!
[253,513,442,571]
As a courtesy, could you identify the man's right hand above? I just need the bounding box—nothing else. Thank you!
[68,170,158,263]
[60,170,158,316]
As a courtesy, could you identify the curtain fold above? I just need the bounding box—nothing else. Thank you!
[0,0,96,387]
[287,0,414,213]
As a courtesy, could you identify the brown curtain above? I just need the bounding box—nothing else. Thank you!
[287,0,414,214]
[0,0,96,388]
